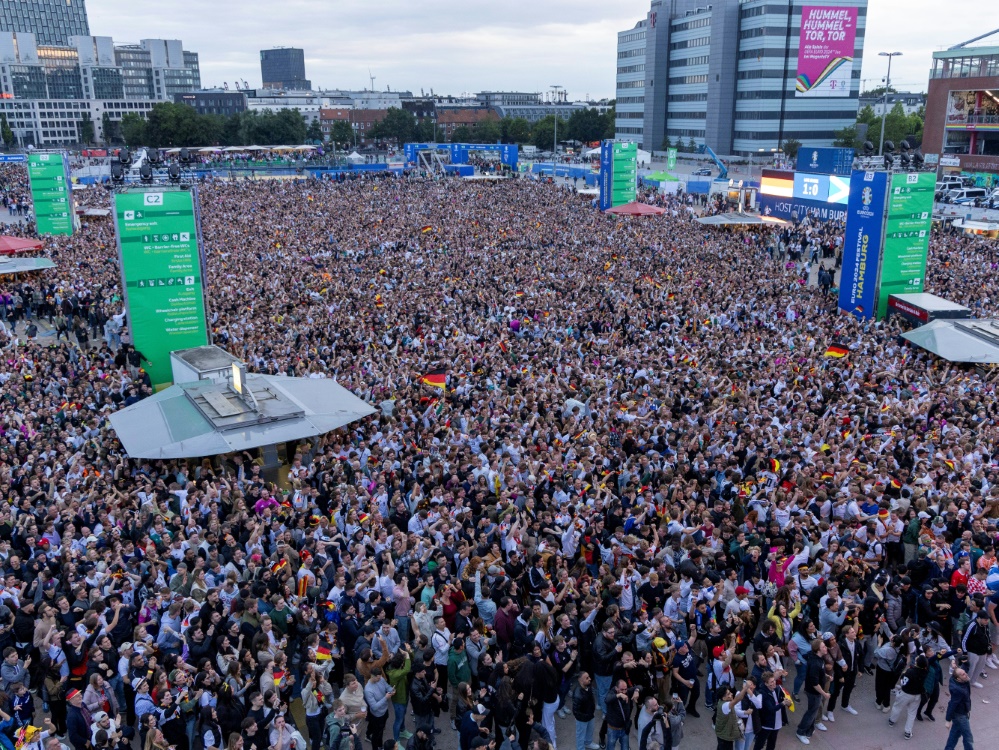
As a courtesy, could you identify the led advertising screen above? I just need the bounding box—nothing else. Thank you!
[795,6,858,97]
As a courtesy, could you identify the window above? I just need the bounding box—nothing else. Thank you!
[617,80,645,90]
[672,56,709,68]
[618,64,646,74]
[669,93,708,102]
[669,36,710,51]
[668,74,708,85]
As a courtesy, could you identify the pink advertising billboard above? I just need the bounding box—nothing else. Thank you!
[795,5,858,97]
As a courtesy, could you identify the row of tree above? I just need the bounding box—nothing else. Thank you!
[103,101,616,150]
[833,101,926,153]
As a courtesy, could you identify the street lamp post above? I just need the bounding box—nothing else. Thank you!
[877,51,902,156]
[551,84,563,178]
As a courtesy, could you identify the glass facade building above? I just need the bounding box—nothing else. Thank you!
[260,48,311,90]
[0,0,90,46]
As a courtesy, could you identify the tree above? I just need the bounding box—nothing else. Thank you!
[501,117,531,144]
[531,115,566,151]
[860,85,897,99]
[79,112,95,145]
[565,108,607,143]
[450,125,472,143]
[306,120,324,144]
[471,118,501,144]
[832,125,860,149]
[0,114,14,149]
[101,112,117,145]
[413,118,437,143]
[781,138,802,159]
[328,120,355,148]
[662,135,673,150]
[120,113,147,147]
[603,105,616,139]
[379,107,416,146]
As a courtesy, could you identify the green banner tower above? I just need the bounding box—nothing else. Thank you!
[27,152,74,235]
[876,172,935,318]
[113,187,210,390]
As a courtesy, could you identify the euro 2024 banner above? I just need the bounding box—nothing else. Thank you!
[796,5,858,97]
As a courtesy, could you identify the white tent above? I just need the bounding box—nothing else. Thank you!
[636,149,651,165]
[585,147,601,157]
[346,151,364,163]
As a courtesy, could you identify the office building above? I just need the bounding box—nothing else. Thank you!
[260,48,311,91]
[922,31,999,174]
[475,92,541,107]
[174,90,248,117]
[0,0,90,47]
[615,0,867,155]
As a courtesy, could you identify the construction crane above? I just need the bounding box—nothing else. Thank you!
[696,144,728,180]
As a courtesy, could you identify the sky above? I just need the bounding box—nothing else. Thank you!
[86,0,987,99]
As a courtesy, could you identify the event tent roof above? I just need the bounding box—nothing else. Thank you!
[0,236,43,256]
[109,374,376,459]
[604,201,667,216]
[901,319,999,363]
[0,257,55,275]
[696,212,789,226]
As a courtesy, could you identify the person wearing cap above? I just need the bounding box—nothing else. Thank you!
[65,688,91,750]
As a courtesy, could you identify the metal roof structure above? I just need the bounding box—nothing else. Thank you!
[901,319,999,364]
[0,257,56,275]
[109,373,376,459]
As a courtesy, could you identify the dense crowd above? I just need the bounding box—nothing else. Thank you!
[0,169,997,750]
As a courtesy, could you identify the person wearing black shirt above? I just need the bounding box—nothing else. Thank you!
[670,634,701,718]
[604,679,639,750]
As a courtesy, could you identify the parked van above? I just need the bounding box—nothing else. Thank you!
[945,187,988,204]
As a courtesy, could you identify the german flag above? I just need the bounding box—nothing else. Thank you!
[880,403,890,412]
[890,477,902,489]
[420,225,433,233]
[514,291,525,297]
[420,369,447,390]
[769,458,781,474]
[824,343,849,358]
[375,294,385,308]
[315,645,332,661]
[273,670,285,686]
[943,459,956,471]
[821,471,834,481]
[498,341,508,355]
[667,293,675,300]
[270,559,288,575]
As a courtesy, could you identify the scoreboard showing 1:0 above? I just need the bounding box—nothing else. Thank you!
[793,173,829,201]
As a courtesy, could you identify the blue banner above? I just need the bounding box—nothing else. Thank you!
[758,194,847,223]
[0,154,27,163]
[838,170,888,320]
[599,140,613,211]
[796,147,854,176]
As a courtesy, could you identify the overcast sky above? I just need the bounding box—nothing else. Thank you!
[87,0,984,99]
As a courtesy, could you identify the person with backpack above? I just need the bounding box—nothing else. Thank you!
[873,635,904,713]
[887,654,928,741]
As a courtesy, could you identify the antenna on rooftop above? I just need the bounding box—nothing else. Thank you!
[369,69,376,92]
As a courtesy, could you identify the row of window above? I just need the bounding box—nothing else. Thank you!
[740,4,867,19]
[667,128,705,138]
[616,112,645,119]
[669,36,710,51]
[672,56,709,68]
[738,68,861,80]
[618,48,644,60]
[672,16,711,32]
[620,31,646,44]
[668,112,707,120]
[738,48,788,60]
[733,129,839,139]
[669,93,708,102]
[735,109,860,120]
[616,127,644,134]
[669,75,709,85]
[617,80,645,90]
[617,96,645,104]
[618,64,646,74]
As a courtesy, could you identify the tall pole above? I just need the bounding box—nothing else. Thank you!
[551,84,563,177]
[878,52,902,156]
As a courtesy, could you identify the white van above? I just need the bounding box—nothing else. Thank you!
[945,187,988,205]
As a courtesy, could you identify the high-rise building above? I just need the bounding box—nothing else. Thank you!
[615,0,867,155]
[260,48,311,90]
[0,0,90,46]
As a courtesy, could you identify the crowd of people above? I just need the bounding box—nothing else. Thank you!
[0,168,997,750]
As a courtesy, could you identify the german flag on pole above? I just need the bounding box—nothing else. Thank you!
[420,369,447,390]
[824,343,849,358]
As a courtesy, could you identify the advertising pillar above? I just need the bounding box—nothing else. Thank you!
[27,152,74,236]
[838,170,888,320]
[876,173,935,318]
[113,187,210,390]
